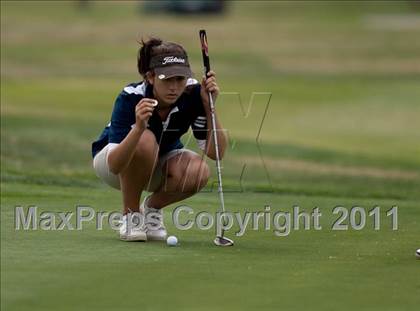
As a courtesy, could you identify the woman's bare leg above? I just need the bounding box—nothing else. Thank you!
[119,130,159,214]
[148,152,210,209]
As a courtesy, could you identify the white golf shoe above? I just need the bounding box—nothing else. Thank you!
[119,213,147,242]
[142,196,167,241]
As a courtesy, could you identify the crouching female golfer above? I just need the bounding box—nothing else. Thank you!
[91,37,227,241]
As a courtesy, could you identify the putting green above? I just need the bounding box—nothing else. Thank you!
[2,1,420,310]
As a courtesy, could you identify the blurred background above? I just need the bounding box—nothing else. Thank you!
[2,0,420,197]
[2,2,420,311]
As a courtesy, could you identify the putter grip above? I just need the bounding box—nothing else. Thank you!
[199,30,211,75]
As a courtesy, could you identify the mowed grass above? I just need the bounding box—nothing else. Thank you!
[2,1,420,311]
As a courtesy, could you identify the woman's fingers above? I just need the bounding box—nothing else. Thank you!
[206,70,216,78]
[137,99,158,113]
[138,111,153,120]
[135,98,157,125]
[141,98,158,105]
[203,74,216,84]
[134,98,157,130]
[203,71,218,91]
[205,81,218,92]
[138,106,154,113]
[137,98,158,109]
[202,71,216,83]
[205,80,217,88]
[204,76,216,84]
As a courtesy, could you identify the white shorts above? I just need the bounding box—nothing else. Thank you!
[92,143,199,192]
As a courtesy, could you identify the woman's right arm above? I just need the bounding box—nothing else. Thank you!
[107,98,156,174]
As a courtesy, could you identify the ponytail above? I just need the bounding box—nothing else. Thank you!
[137,37,163,78]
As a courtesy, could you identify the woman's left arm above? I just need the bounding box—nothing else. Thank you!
[200,71,228,160]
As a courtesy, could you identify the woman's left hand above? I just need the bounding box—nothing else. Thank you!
[200,70,219,112]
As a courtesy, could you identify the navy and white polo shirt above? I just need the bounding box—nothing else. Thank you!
[91,78,208,158]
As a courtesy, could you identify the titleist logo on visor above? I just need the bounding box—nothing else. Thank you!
[162,56,185,65]
[150,54,189,69]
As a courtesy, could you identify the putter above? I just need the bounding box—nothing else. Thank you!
[199,30,234,247]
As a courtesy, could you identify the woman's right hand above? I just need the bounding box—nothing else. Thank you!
[135,98,157,132]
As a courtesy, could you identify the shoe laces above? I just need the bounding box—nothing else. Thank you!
[121,213,144,231]
[145,207,164,229]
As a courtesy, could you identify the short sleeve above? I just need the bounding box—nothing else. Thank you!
[109,93,137,144]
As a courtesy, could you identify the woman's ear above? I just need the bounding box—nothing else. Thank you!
[146,71,154,85]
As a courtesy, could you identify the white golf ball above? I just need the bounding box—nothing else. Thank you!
[167,235,178,246]
[416,249,420,259]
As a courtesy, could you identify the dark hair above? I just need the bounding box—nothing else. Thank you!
[137,37,188,79]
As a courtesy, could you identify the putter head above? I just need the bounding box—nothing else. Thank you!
[214,236,234,247]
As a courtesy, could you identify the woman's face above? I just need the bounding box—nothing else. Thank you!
[148,73,187,107]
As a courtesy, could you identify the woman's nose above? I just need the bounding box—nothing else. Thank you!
[168,81,179,91]
[166,79,175,87]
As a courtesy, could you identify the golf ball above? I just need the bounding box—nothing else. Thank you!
[416,249,420,259]
[167,235,178,246]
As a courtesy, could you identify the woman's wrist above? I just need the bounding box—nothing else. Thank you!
[132,125,145,136]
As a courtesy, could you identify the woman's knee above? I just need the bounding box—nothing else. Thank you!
[121,130,159,179]
[164,155,209,192]
[164,160,184,191]
[185,158,210,191]
[133,130,159,162]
